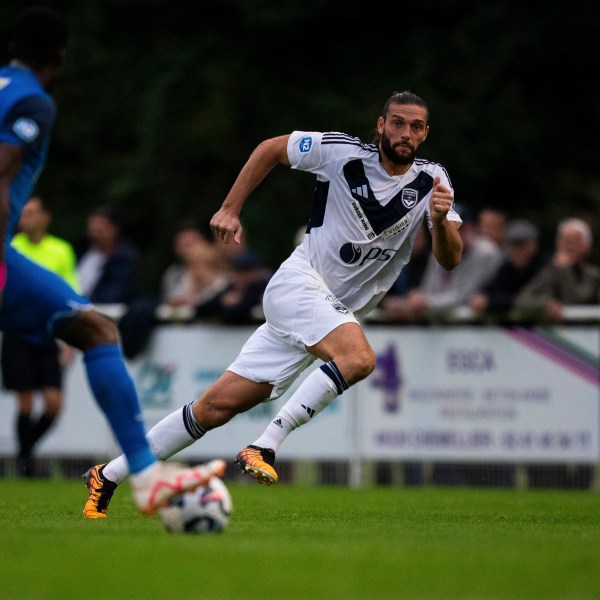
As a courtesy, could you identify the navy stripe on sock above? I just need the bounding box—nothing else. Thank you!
[182,402,206,440]
[320,360,349,395]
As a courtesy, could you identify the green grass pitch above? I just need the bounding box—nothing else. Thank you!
[1,478,599,599]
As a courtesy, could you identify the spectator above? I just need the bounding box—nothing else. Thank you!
[119,241,231,358]
[161,219,209,301]
[386,204,503,322]
[468,219,547,321]
[477,206,507,248]
[513,218,600,322]
[195,250,273,324]
[76,206,140,304]
[165,241,230,308]
[1,196,79,476]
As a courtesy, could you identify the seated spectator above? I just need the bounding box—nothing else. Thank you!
[195,250,272,324]
[468,219,547,321]
[513,218,600,322]
[164,241,231,308]
[383,205,503,322]
[118,240,230,359]
[76,206,140,304]
[477,206,507,249]
[161,219,209,301]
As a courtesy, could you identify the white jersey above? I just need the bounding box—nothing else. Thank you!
[281,130,462,318]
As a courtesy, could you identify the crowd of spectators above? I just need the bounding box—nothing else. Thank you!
[54,203,600,332]
[11,200,600,336]
[378,206,600,324]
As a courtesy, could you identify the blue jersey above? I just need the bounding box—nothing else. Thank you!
[0,63,56,239]
[0,63,89,342]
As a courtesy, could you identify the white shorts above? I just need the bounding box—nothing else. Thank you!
[227,266,359,399]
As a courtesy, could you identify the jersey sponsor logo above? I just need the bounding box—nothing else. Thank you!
[401,188,418,209]
[351,201,376,240]
[381,214,410,240]
[0,77,11,90]
[299,136,313,153]
[339,243,363,264]
[340,242,399,266]
[12,117,40,143]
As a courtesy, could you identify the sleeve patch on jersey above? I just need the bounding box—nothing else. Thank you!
[299,136,313,153]
[12,117,40,143]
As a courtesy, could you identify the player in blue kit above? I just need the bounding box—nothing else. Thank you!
[0,6,225,517]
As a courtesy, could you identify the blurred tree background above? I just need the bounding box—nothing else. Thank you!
[1,0,600,293]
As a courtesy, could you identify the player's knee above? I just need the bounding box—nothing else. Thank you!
[55,309,119,350]
[193,395,235,430]
[343,347,377,384]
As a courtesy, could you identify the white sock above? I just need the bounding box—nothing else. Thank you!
[103,402,205,484]
[129,462,157,489]
[252,362,346,452]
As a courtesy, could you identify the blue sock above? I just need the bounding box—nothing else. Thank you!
[84,344,155,474]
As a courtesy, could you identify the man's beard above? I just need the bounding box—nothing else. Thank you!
[380,133,416,165]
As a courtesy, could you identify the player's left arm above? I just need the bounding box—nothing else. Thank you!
[429,176,462,270]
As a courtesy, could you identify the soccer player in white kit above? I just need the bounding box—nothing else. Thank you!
[82,91,463,514]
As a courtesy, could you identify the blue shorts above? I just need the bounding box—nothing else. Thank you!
[0,245,91,343]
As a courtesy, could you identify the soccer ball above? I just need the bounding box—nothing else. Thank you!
[158,476,233,534]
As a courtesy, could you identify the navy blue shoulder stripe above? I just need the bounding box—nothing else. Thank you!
[321,133,378,153]
[414,158,453,187]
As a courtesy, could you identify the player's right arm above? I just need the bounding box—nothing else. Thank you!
[211,135,291,245]
[0,141,23,268]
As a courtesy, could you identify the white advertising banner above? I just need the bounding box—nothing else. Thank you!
[361,326,599,463]
[0,325,597,463]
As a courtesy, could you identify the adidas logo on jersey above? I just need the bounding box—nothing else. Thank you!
[351,184,369,198]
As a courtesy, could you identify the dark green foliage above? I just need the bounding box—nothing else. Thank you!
[2,1,599,291]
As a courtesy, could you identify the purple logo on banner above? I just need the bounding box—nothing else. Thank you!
[371,344,403,413]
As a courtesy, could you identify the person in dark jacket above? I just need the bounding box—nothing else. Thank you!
[76,206,140,304]
[469,219,546,321]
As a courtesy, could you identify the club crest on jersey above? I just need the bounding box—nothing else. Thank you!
[299,136,313,153]
[401,188,418,209]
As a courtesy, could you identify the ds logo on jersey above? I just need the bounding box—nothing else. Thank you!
[299,136,313,153]
[339,243,362,264]
[339,243,398,266]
